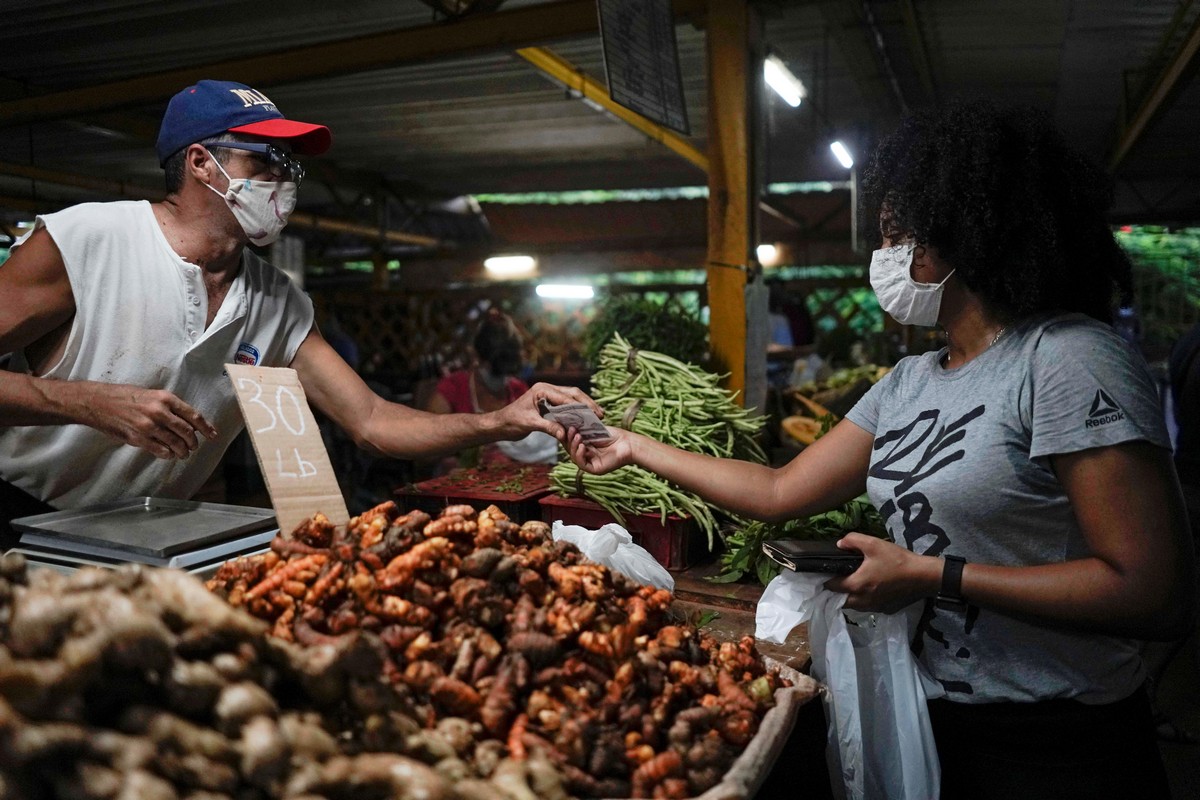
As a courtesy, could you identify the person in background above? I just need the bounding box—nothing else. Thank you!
[424,309,557,466]
[1144,319,1200,742]
[0,80,597,547]
[426,309,529,416]
[321,308,360,372]
[567,101,1193,799]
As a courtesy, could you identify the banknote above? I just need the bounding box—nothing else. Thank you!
[539,400,613,444]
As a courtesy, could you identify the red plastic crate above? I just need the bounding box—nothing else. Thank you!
[538,494,703,571]
[396,463,552,522]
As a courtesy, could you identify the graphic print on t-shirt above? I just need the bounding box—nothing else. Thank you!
[869,403,986,696]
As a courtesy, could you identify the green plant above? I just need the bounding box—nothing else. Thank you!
[582,295,708,366]
[713,496,889,586]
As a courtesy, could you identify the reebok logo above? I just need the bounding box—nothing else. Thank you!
[1085,389,1124,429]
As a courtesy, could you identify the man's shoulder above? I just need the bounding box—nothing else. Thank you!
[44,199,147,226]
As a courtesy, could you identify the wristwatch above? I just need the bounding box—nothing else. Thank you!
[935,555,967,610]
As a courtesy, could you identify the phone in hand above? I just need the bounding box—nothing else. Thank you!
[762,539,863,575]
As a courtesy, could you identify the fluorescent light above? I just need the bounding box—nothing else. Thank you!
[764,55,805,107]
[756,243,779,265]
[484,254,536,276]
[830,140,854,169]
[536,284,594,300]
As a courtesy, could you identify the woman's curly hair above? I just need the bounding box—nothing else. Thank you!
[860,101,1132,323]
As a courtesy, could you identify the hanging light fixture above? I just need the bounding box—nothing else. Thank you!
[484,254,537,276]
[830,140,854,169]
[536,284,594,300]
[764,55,806,108]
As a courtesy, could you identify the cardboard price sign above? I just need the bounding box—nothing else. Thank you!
[226,364,349,536]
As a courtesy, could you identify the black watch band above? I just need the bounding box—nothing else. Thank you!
[935,555,967,610]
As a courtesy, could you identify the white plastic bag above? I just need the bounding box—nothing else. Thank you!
[551,521,674,592]
[494,431,559,464]
[756,571,942,800]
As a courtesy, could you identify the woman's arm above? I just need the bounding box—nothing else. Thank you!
[832,441,1196,640]
[568,417,876,522]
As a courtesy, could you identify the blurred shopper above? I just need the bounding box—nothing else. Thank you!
[425,309,556,465]
[567,102,1193,799]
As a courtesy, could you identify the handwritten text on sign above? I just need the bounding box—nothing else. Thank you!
[226,364,349,536]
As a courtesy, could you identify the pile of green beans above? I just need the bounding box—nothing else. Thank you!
[551,334,767,548]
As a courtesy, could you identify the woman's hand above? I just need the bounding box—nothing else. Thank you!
[566,427,635,475]
[824,532,941,614]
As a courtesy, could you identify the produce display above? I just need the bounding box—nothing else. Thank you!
[552,335,766,547]
[0,552,552,800]
[715,496,889,586]
[207,501,790,798]
[581,296,708,368]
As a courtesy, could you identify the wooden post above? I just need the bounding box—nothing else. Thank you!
[705,0,757,403]
[372,250,389,292]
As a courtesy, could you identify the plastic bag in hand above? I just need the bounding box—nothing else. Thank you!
[756,570,942,800]
[551,521,674,592]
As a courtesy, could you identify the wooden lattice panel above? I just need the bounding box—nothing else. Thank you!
[312,287,595,376]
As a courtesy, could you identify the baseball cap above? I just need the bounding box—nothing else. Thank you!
[155,79,332,166]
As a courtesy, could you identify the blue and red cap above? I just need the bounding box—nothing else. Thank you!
[155,79,332,166]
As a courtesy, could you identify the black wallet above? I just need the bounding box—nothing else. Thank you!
[762,539,864,575]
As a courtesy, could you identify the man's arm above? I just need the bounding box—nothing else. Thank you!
[291,325,598,459]
[0,227,216,458]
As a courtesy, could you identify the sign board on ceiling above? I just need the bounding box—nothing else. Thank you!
[226,364,350,537]
[597,0,691,135]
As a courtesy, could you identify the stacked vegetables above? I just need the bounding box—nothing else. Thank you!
[0,552,556,800]
[208,501,792,798]
[551,334,766,547]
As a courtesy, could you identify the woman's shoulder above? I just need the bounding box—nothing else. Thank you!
[1023,312,1128,360]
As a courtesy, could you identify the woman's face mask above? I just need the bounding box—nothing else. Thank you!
[205,150,297,246]
[869,242,955,327]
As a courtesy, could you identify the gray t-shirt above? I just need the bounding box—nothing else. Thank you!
[846,312,1170,704]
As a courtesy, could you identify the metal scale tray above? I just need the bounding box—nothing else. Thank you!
[9,497,278,578]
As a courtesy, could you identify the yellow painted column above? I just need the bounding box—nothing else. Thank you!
[705,0,756,402]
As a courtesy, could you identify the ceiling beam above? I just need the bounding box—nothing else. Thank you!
[897,0,937,105]
[818,0,905,121]
[1109,10,1200,172]
[0,0,707,129]
[515,47,710,172]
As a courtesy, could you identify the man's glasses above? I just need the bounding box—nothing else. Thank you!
[206,142,305,186]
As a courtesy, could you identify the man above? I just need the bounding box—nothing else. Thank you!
[0,79,596,545]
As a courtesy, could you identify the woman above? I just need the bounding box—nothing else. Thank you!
[567,103,1194,799]
[426,309,530,417]
[426,309,555,466]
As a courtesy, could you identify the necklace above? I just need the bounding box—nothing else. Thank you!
[944,325,1007,368]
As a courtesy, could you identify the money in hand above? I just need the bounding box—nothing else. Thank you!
[539,400,613,444]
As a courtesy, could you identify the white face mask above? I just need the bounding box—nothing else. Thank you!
[205,151,297,246]
[869,243,956,327]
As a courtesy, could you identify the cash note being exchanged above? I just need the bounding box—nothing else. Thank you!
[539,400,613,444]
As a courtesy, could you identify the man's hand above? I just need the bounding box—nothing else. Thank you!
[566,427,633,475]
[497,383,603,440]
[79,381,218,459]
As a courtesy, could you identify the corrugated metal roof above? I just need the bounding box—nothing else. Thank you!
[0,0,1196,252]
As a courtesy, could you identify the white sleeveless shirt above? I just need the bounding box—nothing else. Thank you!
[0,200,314,508]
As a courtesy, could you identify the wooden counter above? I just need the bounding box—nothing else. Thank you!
[668,558,811,673]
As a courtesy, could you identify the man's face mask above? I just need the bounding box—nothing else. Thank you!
[869,242,955,327]
[204,150,297,246]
